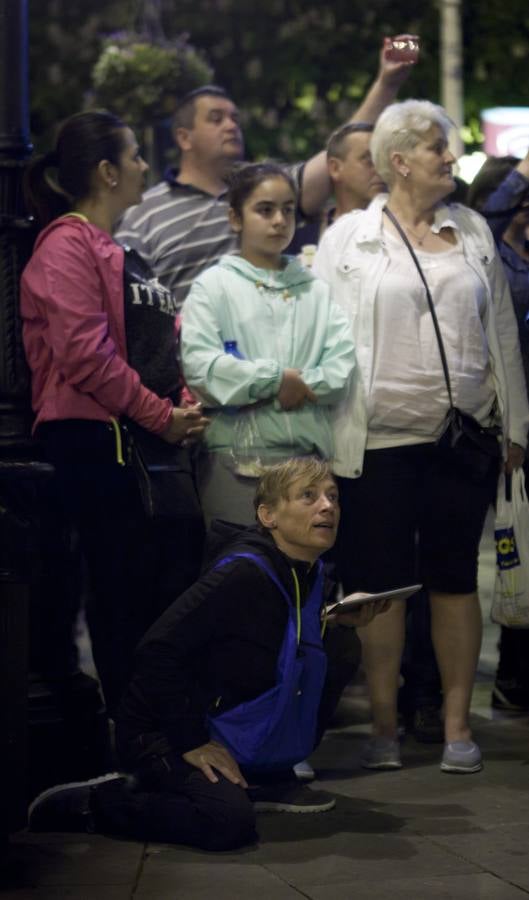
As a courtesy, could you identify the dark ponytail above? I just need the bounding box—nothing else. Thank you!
[24,151,70,227]
[24,110,127,229]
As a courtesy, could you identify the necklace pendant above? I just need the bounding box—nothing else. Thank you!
[405,224,429,246]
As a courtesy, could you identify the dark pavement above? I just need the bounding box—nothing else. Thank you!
[6,514,529,899]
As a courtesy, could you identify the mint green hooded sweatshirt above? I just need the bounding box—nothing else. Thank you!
[181,254,355,460]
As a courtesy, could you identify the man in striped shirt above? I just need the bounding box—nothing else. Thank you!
[115,43,416,309]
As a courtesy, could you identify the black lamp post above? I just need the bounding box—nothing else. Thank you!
[0,4,112,850]
[0,0,34,451]
[0,0,48,843]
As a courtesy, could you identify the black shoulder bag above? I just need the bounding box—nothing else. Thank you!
[383,206,501,482]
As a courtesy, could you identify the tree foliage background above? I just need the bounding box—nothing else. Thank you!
[29,0,529,166]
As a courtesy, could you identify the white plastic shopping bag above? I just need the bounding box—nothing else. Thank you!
[491,469,529,628]
[230,409,264,478]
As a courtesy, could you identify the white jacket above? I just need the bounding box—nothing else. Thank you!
[313,194,529,479]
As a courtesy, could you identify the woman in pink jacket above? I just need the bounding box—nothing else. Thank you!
[21,111,209,716]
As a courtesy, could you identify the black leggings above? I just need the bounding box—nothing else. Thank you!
[336,443,498,595]
[38,420,204,717]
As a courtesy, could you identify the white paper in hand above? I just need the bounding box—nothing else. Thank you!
[326,584,422,616]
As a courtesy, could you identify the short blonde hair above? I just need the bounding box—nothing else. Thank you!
[253,457,335,514]
[371,99,453,187]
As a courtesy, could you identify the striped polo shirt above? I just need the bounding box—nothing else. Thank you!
[114,164,304,310]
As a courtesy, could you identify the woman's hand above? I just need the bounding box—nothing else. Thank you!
[182,740,248,787]
[504,442,525,474]
[161,403,210,445]
[278,369,317,411]
[327,597,391,629]
[380,34,420,88]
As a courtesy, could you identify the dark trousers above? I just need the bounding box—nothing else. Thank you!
[335,444,497,595]
[94,757,257,852]
[38,420,204,717]
[497,626,529,687]
[317,624,361,741]
[97,625,360,850]
[399,590,442,714]
[29,472,83,680]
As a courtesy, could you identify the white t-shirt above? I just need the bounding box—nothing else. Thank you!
[366,231,497,449]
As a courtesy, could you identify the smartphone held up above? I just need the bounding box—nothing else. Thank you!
[384,34,420,64]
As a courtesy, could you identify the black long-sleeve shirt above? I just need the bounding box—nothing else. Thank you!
[117,526,325,759]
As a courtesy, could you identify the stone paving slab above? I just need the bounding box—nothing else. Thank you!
[134,886,303,900]
[305,872,529,899]
[6,663,529,900]
[7,832,143,889]
[246,826,480,886]
[0,890,132,900]
[131,709,529,897]
[134,887,303,900]
[431,822,529,891]
[8,712,529,899]
[134,852,304,899]
[325,758,529,817]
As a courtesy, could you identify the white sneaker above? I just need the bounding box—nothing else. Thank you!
[360,737,402,770]
[293,759,316,781]
[440,740,482,774]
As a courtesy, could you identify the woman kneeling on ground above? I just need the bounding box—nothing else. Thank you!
[28,458,387,851]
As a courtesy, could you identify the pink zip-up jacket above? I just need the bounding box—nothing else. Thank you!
[20,216,173,435]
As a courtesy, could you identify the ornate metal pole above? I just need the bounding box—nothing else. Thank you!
[0,5,110,849]
[0,0,39,843]
[0,0,34,451]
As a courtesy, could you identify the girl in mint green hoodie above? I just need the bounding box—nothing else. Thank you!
[182,162,355,526]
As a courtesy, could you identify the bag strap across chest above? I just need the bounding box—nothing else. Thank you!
[213,551,324,645]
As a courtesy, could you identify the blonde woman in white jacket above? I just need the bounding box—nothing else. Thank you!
[314,100,529,775]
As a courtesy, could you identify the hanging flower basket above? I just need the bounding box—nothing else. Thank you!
[92,32,213,128]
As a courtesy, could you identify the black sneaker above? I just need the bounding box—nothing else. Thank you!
[412,706,444,743]
[492,680,529,712]
[28,773,125,833]
[249,782,336,814]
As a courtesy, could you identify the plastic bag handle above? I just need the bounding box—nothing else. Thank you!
[505,471,512,504]
[512,467,528,505]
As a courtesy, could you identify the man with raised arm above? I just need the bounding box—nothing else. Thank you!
[115,37,417,308]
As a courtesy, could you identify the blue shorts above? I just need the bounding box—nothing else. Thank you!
[336,443,499,595]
